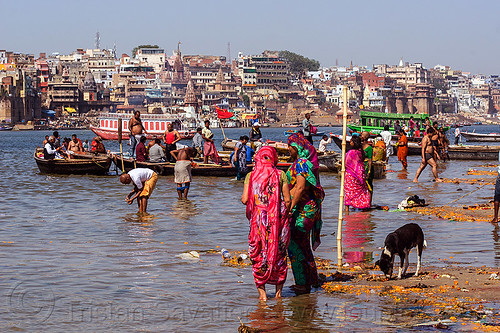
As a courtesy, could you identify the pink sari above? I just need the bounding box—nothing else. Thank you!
[246,146,290,287]
[344,149,371,209]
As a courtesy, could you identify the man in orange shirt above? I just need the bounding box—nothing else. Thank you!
[163,122,181,162]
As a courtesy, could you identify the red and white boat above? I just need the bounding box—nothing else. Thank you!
[90,113,196,140]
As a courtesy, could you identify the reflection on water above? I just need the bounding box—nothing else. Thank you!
[1,128,500,332]
[343,212,375,263]
[170,199,200,221]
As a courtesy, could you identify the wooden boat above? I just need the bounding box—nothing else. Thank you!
[0,125,13,131]
[460,131,500,142]
[90,112,196,141]
[283,129,326,137]
[407,143,500,160]
[222,139,290,155]
[34,148,112,175]
[112,151,339,176]
[348,111,449,135]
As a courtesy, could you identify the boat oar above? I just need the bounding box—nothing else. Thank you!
[118,119,125,173]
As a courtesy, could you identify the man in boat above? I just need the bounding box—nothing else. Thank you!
[128,111,147,157]
[394,120,402,134]
[202,120,220,164]
[413,127,442,183]
[136,135,148,162]
[67,134,84,156]
[170,147,197,199]
[149,138,166,162]
[454,125,461,145]
[120,168,158,213]
[192,127,203,157]
[318,134,333,153]
[380,125,392,162]
[163,122,181,162]
[92,136,106,154]
[53,131,61,148]
[249,122,263,151]
[302,112,313,143]
[43,135,64,159]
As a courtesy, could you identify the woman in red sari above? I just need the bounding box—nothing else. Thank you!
[241,146,291,301]
[397,129,409,170]
[344,136,371,212]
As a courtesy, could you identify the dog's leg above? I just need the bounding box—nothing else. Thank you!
[397,252,405,279]
[415,245,422,277]
[403,249,410,276]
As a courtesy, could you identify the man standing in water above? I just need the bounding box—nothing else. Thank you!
[128,111,147,157]
[170,147,197,199]
[413,127,442,183]
[202,120,220,164]
[120,168,158,213]
[380,125,392,162]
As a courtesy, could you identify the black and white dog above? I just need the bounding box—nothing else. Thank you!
[374,223,426,279]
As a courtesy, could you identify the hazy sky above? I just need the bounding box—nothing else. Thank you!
[2,0,499,74]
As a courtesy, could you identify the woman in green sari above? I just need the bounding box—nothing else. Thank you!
[286,133,325,294]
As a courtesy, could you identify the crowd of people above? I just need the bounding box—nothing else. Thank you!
[42,130,106,160]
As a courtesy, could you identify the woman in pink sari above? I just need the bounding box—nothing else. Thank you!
[344,136,371,212]
[241,146,291,301]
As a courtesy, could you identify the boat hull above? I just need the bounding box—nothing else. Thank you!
[461,132,500,142]
[90,126,195,141]
[34,149,112,175]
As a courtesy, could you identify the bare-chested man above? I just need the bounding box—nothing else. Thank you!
[67,134,84,155]
[128,111,147,157]
[413,127,442,183]
[170,147,197,199]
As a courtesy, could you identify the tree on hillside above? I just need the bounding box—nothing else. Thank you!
[278,50,320,73]
[131,45,160,58]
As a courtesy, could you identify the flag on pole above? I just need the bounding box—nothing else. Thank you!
[215,106,234,119]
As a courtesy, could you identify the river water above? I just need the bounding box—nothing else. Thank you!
[0,125,499,332]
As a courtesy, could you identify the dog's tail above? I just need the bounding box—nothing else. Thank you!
[423,240,428,248]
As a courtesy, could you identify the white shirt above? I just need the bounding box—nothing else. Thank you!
[44,142,57,155]
[318,137,332,152]
[128,168,154,189]
[302,118,311,136]
[455,127,460,137]
[380,130,392,146]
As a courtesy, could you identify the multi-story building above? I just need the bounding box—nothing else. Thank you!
[237,51,290,94]
[136,48,165,73]
[374,60,429,87]
[86,49,116,86]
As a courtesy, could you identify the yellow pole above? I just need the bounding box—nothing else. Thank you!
[337,85,348,268]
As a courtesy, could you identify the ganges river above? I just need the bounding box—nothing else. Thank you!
[0,125,499,332]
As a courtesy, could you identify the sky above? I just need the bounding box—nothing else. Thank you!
[2,0,500,74]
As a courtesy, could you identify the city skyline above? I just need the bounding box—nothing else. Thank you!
[2,0,500,74]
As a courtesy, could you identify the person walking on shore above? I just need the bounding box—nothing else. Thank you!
[286,133,324,294]
[128,111,147,157]
[413,127,442,183]
[397,129,409,170]
[241,146,291,301]
[120,168,158,213]
[380,125,392,162]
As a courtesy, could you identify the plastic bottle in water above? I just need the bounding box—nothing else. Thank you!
[221,248,230,259]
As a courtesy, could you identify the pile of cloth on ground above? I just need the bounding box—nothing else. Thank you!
[398,195,426,209]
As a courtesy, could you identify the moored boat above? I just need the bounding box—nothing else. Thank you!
[222,138,290,155]
[460,131,500,142]
[34,148,112,175]
[90,112,196,141]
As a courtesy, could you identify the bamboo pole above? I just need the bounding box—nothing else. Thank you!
[117,118,125,173]
[218,117,227,140]
[337,85,348,268]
